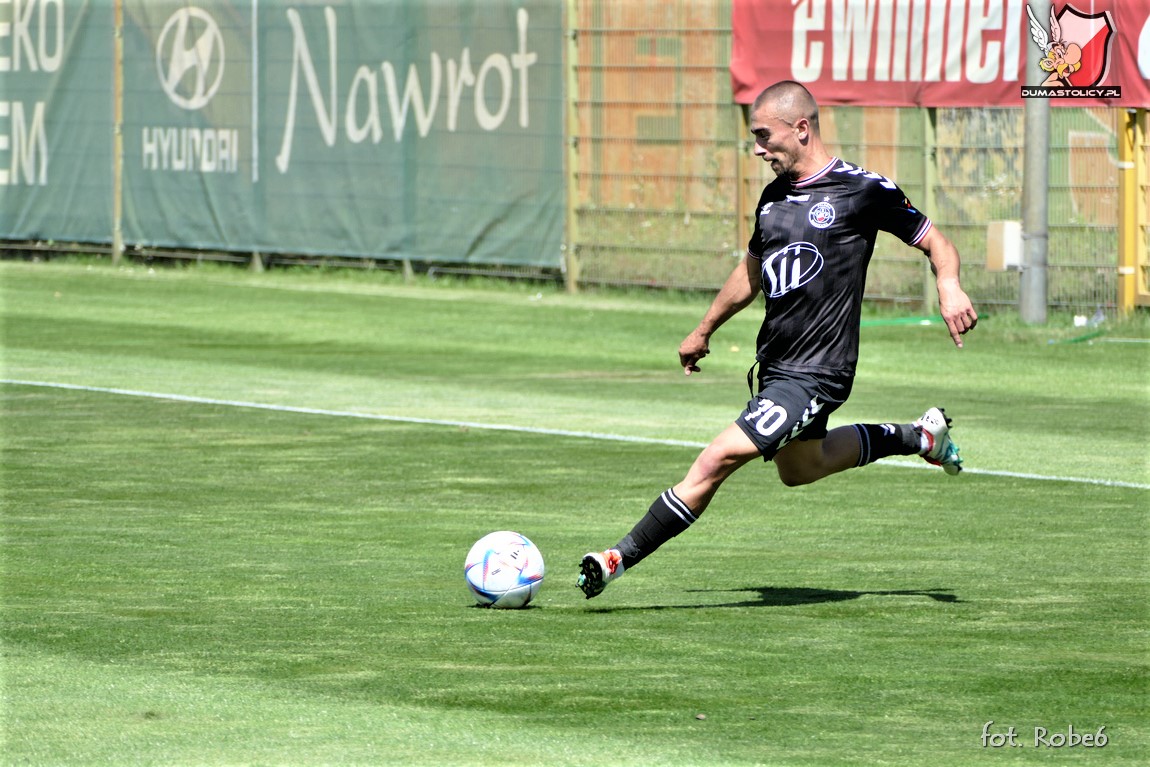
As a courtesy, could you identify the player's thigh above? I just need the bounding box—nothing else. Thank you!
[687,423,761,481]
[674,424,761,509]
[772,437,834,485]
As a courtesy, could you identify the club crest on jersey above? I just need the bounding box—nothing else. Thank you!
[761,241,824,298]
[808,199,836,229]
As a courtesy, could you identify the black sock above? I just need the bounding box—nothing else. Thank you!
[851,423,921,467]
[615,489,698,570]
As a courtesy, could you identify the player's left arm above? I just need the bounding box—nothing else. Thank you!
[914,226,978,348]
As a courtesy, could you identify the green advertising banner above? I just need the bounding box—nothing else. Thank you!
[259,1,564,265]
[0,0,113,243]
[122,0,256,249]
[4,0,564,268]
[122,0,565,266]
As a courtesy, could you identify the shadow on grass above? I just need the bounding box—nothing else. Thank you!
[585,586,961,612]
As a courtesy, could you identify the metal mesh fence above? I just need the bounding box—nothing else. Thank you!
[570,0,743,289]
[4,0,1142,313]
[568,0,1137,312]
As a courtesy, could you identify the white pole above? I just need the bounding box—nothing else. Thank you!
[1020,0,1050,324]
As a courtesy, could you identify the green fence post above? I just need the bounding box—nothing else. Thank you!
[922,106,938,315]
[564,0,580,294]
[112,0,124,265]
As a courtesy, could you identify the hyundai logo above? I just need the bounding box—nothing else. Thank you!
[156,7,225,110]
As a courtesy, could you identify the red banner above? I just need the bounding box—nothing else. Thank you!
[731,1,1150,107]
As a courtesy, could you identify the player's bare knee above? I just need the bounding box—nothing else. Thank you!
[695,442,734,475]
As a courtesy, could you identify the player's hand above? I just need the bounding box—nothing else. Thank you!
[679,330,710,375]
[938,281,978,348]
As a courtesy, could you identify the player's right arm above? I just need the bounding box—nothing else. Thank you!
[915,226,978,348]
[679,253,761,375]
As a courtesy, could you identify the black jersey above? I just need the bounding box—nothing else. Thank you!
[746,157,931,376]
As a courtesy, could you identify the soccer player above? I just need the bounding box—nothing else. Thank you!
[577,81,978,599]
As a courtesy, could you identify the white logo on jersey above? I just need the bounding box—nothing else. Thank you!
[761,241,824,298]
[834,160,897,190]
[808,199,835,229]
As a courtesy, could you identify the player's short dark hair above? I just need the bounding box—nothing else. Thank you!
[752,81,820,132]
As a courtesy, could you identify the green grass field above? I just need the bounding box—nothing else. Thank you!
[2,260,1147,766]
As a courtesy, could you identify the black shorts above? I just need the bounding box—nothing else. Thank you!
[735,367,854,461]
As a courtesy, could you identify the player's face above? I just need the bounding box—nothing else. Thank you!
[749,111,802,179]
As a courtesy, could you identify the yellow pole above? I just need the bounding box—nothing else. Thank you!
[1142,110,1148,309]
[1138,109,1148,310]
[1117,109,1138,315]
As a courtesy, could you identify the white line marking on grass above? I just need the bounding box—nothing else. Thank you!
[5,379,1148,491]
[0,379,705,448]
[868,457,1150,489]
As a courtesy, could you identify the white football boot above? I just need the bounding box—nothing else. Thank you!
[916,407,963,475]
[577,549,624,599]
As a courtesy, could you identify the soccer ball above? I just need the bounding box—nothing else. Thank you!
[464,531,545,608]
